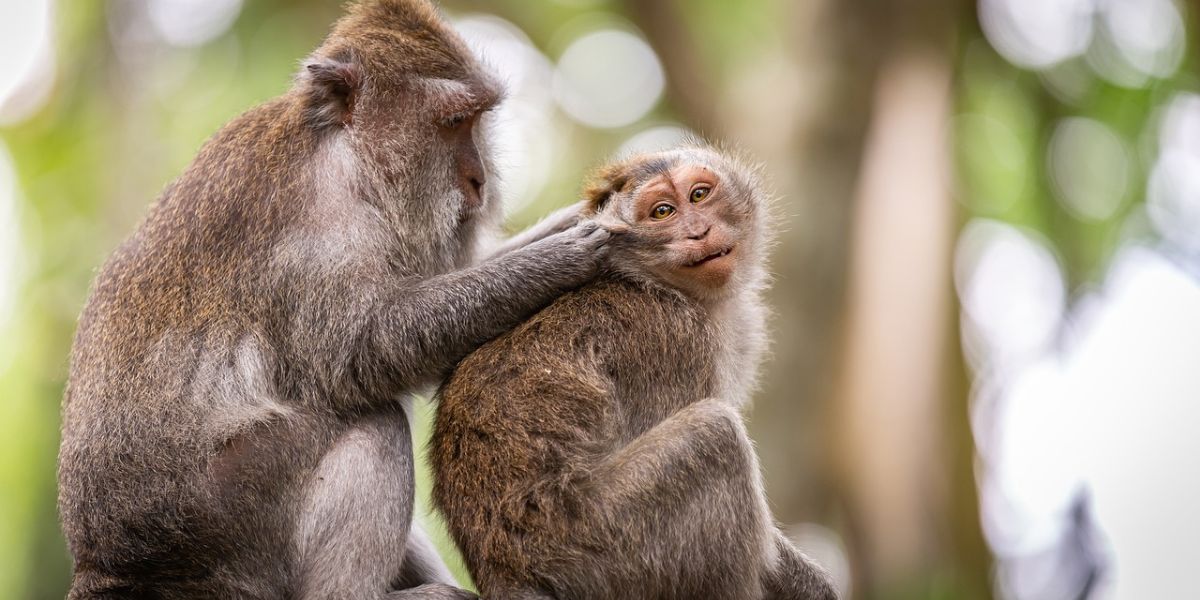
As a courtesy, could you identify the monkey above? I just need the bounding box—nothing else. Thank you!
[430,144,838,600]
[56,1,614,599]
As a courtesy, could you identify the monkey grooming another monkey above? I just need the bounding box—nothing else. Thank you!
[432,145,837,600]
[58,1,612,599]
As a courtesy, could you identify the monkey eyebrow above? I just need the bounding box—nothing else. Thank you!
[418,77,505,113]
[631,157,673,183]
[625,158,676,197]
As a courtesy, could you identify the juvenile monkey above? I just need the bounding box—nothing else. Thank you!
[431,145,837,599]
[58,1,609,599]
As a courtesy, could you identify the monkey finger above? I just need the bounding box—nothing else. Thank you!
[595,216,631,236]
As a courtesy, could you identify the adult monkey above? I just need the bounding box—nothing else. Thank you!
[432,146,837,600]
[57,1,608,598]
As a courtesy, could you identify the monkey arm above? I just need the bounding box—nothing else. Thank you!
[484,201,583,259]
[363,223,606,391]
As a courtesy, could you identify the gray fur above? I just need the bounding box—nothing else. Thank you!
[57,1,607,598]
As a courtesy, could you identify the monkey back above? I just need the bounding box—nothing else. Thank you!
[431,274,733,597]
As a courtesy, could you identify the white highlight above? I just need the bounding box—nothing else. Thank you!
[1088,0,1185,87]
[956,220,1066,371]
[147,0,243,48]
[1069,248,1200,598]
[978,0,1094,69]
[616,124,694,158]
[1047,117,1129,222]
[0,0,55,125]
[1148,93,1200,251]
[973,245,1200,599]
[455,15,559,214]
[0,144,20,333]
[553,28,664,129]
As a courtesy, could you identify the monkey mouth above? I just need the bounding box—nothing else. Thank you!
[686,246,734,267]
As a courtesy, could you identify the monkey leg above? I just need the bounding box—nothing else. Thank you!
[390,521,474,595]
[568,398,768,599]
[294,410,472,600]
[598,400,835,600]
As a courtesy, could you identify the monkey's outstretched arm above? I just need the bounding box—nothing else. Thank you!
[484,201,584,259]
[366,221,609,390]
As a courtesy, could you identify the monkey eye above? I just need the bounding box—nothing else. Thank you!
[651,204,676,220]
[442,112,471,128]
[690,185,711,203]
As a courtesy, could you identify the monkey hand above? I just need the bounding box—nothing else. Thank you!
[524,218,613,282]
[588,211,630,236]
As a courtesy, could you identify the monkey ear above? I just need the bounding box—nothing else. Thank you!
[302,53,362,128]
[584,167,630,213]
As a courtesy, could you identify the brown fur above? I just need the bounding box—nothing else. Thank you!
[432,146,836,599]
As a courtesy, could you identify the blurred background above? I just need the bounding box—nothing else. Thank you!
[1,0,1198,598]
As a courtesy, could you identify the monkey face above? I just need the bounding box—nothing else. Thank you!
[298,0,507,272]
[589,146,765,300]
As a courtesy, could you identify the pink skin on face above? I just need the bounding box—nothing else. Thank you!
[632,163,739,290]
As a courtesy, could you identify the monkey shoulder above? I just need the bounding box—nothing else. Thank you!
[506,276,708,370]
[440,275,713,419]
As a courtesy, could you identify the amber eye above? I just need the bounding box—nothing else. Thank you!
[690,185,711,203]
[651,204,676,220]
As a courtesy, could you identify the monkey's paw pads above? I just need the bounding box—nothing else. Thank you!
[387,583,479,599]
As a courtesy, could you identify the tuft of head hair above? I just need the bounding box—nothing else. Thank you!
[344,0,444,32]
[334,0,471,79]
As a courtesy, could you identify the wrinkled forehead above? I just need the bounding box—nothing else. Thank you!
[624,148,720,191]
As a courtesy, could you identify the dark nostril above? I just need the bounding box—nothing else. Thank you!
[470,177,483,193]
[688,225,711,240]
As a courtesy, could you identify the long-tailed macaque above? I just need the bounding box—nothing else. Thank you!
[432,145,837,599]
[57,1,610,598]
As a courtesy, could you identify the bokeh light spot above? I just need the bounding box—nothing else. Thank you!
[1087,0,1185,87]
[1047,117,1129,222]
[956,219,1066,370]
[553,28,664,129]
[616,124,693,158]
[1147,93,1200,251]
[0,144,20,330]
[978,0,1094,69]
[148,0,243,48]
[454,14,558,214]
[0,0,55,125]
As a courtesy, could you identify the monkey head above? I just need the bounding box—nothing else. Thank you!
[297,0,504,271]
[585,145,771,302]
